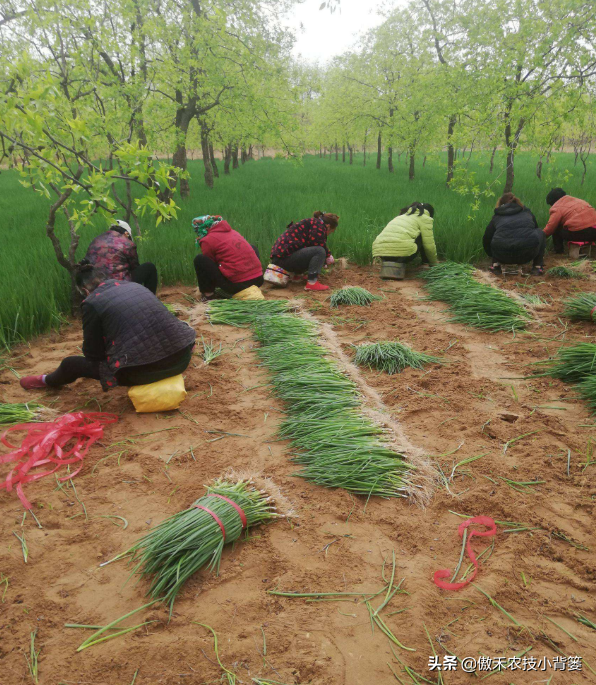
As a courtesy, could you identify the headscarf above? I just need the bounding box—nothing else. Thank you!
[192,215,223,240]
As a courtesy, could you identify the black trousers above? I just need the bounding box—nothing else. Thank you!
[489,233,546,267]
[552,226,596,254]
[381,235,428,265]
[194,246,263,294]
[131,262,158,294]
[45,345,193,388]
[272,246,327,279]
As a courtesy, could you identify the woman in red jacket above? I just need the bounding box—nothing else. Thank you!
[193,215,264,302]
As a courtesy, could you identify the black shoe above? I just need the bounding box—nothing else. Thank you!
[489,264,502,275]
[531,266,544,276]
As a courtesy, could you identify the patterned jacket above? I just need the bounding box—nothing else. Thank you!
[271,218,331,260]
[82,280,196,390]
[85,230,140,280]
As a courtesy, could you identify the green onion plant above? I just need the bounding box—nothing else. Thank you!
[563,293,596,321]
[330,286,381,308]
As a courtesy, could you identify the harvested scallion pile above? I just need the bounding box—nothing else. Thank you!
[0,402,57,426]
[209,301,412,498]
[207,300,291,327]
[546,265,584,279]
[576,375,596,414]
[354,341,442,374]
[563,293,596,321]
[422,261,530,332]
[330,286,381,307]
[126,479,277,611]
[534,343,596,384]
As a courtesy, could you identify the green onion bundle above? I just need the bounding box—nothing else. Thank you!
[126,479,277,611]
[577,375,596,414]
[354,341,442,375]
[535,343,596,384]
[422,262,530,332]
[0,402,57,426]
[207,300,291,327]
[330,286,381,308]
[563,293,596,321]
[546,265,585,279]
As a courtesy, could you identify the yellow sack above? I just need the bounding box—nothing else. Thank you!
[128,374,187,413]
[232,285,265,301]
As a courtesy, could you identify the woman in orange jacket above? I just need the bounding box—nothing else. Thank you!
[543,188,596,254]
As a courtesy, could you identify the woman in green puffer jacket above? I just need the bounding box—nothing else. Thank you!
[372,203,438,280]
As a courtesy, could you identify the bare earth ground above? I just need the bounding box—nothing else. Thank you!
[2,261,596,685]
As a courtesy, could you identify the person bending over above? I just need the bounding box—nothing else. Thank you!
[85,220,158,294]
[483,193,545,276]
[20,264,196,391]
[192,215,263,303]
[372,202,438,280]
[543,188,596,254]
[271,211,339,292]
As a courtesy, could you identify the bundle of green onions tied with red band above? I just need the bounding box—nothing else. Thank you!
[533,342,596,414]
[121,479,278,611]
[563,293,596,322]
[422,261,531,332]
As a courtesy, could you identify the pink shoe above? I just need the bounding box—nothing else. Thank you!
[20,375,47,390]
[304,282,330,292]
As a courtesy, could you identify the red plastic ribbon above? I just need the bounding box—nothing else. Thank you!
[591,305,596,321]
[0,412,118,510]
[194,505,227,540]
[433,516,497,591]
[206,494,247,528]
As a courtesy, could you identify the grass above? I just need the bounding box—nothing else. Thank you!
[354,340,442,374]
[546,265,585,279]
[0,150,591,346]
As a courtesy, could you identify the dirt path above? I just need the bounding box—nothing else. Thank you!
[1,266,596,685]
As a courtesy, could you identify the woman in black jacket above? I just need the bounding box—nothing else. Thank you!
[19,263,196,391]
[483,193,545,275]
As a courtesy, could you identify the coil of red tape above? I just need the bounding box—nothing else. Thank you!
[433,516,497,591]
[1,412,118,510]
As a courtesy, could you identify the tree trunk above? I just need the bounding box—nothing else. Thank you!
[408,149,415,181]
[209,143,219,178]
[363,144,366,166]
[388,146,394,173]
[200,124,214,189]
[349,144,353,164]
[224,145,231,174]
[342,145,346,162]
[319,144,322,158]
[377,131,382,169]
[423,155,427,168]
[335,143,339,161]
[241,147,247,164]
[503,115,525,194]
[446,114,456,185]
[232,146,239,169]
[248,144,254,160]
[581,152,590,185]
[489,146,497,174]
[536,158,543,180]
[172,103,194,198]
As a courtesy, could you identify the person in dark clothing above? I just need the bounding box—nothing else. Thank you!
[483,193,545,276]
[271,211,339,292]
[192,215,263,302]
[543,188,596,254]
[85,220,158,294]
[19,263,195,391]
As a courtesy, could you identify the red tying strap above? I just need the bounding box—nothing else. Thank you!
[591,305,596,321]
[206,494,247,528]
[194,505,227,540]
[0,412,118,510]
[433,516,497,591]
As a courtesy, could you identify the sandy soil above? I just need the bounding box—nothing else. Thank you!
[2,261,596,685]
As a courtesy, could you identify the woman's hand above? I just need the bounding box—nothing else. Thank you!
[326,255,335,266]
